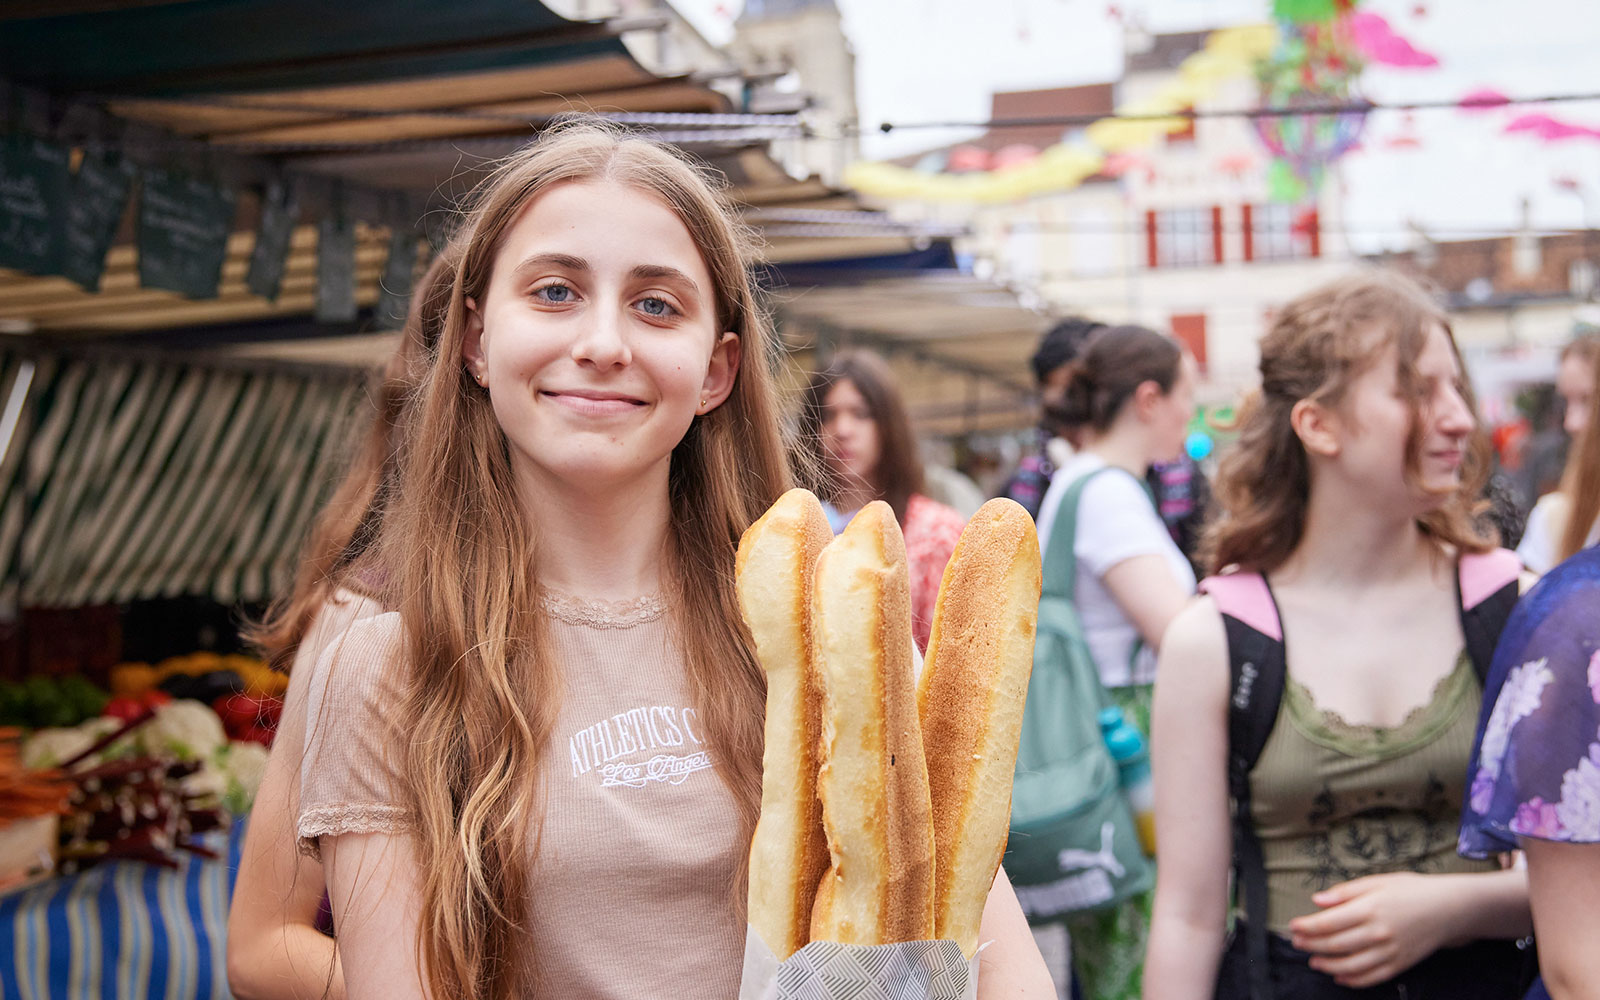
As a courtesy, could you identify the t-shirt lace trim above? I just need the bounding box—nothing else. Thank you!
[539,588,667,629]
[297,803,413,861]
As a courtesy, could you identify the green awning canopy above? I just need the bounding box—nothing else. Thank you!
[0,350,367,607]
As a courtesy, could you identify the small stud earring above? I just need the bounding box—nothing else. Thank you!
[700,396,708,410]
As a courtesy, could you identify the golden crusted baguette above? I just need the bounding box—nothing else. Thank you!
[809,501,936,945]
[918,498,1040,957]
[738,489,833,960]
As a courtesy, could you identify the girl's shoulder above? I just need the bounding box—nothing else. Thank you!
[299,591,408,704]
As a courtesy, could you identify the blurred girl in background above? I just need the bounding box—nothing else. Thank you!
[1033,323,1199,1000]
[799,350,966,653]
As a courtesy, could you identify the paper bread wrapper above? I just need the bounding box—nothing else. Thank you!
[739,925,980,1000]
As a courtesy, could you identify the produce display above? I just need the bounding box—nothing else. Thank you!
[0,649,284,885]
[0,728,71,890]
[0,675,110,729]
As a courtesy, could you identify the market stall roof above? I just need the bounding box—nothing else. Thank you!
[766,263,1050,434]
[0,0,1041,435]
[0,0,949,335]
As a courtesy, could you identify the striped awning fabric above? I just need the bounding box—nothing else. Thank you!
[0,351,368,609]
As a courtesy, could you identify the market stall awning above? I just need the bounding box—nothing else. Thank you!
[764,261,1051,435]
[0,349,366,608]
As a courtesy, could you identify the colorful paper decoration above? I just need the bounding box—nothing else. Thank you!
[1252,6,1368,203]
[1504,113,1600,143]
[844,24,1276,204]
[1346,11,1438,67]
[1458,87,1511,111]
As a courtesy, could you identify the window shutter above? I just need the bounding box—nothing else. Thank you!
[1241,204,1255,262]
[1146,210,1159,268]
[1210,205,1224,264]
[1171,313,1208,371]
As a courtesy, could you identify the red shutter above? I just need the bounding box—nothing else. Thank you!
[1171,313,1208,371]
[1211,205,1224,264]
[1145,210,1159,268]
[1307,208,1321,258]
[1241,204,1255,262]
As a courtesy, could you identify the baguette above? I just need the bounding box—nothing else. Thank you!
[809,501,936,945]
[738,488,833,960]
[918,498,1040,957]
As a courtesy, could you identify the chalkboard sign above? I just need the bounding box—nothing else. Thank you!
[315,215,357,322]
[62,151,134,291]
[0,135,71,276]
[246,178,298,301]
[137,168,236,299]
[375,230,417,329]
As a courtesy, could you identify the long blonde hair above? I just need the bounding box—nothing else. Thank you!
[1204,270,1494,574]
[376,122,789,999]
[1558,337,1600,562]
[248,246,458,669]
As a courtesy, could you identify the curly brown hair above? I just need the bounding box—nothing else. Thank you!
[1202,270,1495,575]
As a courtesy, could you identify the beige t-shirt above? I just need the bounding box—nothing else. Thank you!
[297,589,746,999]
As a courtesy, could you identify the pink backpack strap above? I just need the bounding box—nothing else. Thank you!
[1458,547,1521,611]
[1199,572,1282,642]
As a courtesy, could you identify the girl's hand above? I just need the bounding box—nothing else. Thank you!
[1286,872,1456,989]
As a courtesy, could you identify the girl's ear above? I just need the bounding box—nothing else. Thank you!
[1291,398,1341,458]
[461,296,487,383]
[699,332,741,414]
[1132,379,1164,421]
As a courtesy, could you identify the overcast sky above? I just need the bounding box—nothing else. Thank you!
[675,0,1600,253]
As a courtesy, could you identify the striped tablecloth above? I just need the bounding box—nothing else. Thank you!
[0,818,246,1000]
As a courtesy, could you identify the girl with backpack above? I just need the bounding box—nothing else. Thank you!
[289,122,1052,1000]
[1143,271,1533,1000]
[1031,324,1200,1000]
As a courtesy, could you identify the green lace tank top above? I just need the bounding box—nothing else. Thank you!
[1247,650,1498,935]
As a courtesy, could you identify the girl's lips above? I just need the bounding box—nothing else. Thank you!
[541,390,645,417]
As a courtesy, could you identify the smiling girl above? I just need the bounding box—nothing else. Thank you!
[1144,272,1532,999]
[291,123,1050,1000]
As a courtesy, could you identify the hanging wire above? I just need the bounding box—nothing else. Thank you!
[866,91,1600,134]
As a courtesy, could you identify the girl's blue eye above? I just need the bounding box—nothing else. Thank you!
[535,283,573,303]
[638,297,674,317]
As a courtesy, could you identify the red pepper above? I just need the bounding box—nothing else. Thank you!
[104,695,144,723]
[212,694,283,740]
[238,725,275,748]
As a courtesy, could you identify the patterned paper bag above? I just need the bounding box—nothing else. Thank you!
[738,925,980,1000]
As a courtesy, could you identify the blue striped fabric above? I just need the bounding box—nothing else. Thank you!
[0,819,246,1000]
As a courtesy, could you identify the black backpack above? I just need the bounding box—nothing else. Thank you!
[1200,548,1521,1000]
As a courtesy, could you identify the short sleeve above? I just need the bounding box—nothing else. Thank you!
[297,609,415,860]
[1460,549,1600,856]
[1514,493,1566,575]
[1073,472,1173,578]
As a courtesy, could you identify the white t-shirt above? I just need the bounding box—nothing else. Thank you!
[1036,453,1197,687]
[1517,491,1600,574]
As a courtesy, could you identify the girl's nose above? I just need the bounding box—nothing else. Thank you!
[571,307,630,369]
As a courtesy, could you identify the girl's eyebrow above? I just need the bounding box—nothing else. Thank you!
[511,252,588,278]
[630,264,701,296]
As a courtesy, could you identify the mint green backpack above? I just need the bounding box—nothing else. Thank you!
[1005,467,1155,922]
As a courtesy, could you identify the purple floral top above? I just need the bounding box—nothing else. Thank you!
[1460,545,1600,854]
